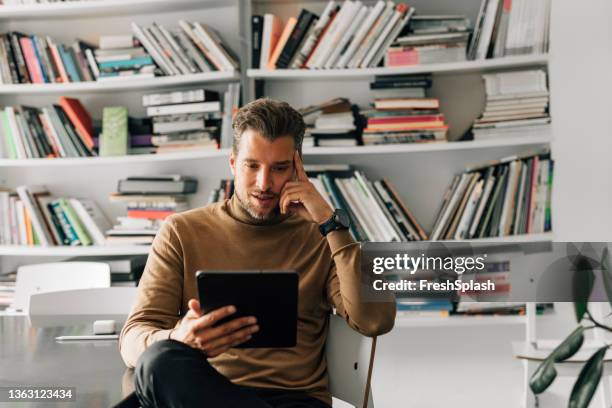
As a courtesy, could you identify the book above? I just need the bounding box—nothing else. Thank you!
[276,9,318,69]
[100,106,128,157]
[58,97,95,151]
[146,101,221,116]
[259,14,283,70]
[117,178,198,195]
[291,1,338,69]
[268,17,297,70]
[251,15,264,69]
[69,198,112,246]
[142,89,219,107]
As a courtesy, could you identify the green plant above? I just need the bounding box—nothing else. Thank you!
[530,246,612,407]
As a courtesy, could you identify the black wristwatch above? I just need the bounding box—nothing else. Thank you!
[319,209,350,236]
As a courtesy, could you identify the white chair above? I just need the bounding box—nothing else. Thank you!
[11,262,111,313]
[29,287,138,316]
[326,314,377,408]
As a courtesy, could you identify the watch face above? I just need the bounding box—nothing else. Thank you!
[335,209,350,228]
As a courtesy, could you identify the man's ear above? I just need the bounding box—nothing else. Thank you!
[229,151,236,176]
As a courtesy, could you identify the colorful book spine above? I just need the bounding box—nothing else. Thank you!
[50,200,80,245]
[58,198,92,246]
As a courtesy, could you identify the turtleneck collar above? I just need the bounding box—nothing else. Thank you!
[226,194,292,226]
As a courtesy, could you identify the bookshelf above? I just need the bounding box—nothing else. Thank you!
[0,232,555,258]
[395,314,527,328]
[0,1,245,273]
[0,244,150,256]
[0,71,240,94]
[0,135,552,167]
[0,1,569,405]
[0,0,218,20]
[247,54,550,80]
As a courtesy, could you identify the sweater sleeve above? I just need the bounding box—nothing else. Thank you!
[118,217,184,368]
[325,230,396,337]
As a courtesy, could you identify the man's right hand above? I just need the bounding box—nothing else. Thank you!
[170,299,259,357]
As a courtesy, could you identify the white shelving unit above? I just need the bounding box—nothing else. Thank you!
[246,2,556,407]
[0,2,567,406]
[0,71,240,94]
[248,54,550,80]
[0,0,214,19]
[0,134,552,167]
[0,245,150,256]
[0,0,245,273]
[395,314,527,328]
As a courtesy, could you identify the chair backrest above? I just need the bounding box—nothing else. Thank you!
[29,287,138,315]
[326,314,376,408]
[13,262,111,313]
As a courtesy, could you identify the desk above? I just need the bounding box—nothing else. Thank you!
[0,315,133,408]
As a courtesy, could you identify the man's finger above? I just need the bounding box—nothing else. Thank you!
[293,151,308,182]
[191,305,236,332]
[202,324,259,352]
[206,334,252,358]
[280,191,301,215]
[196,316,257,343]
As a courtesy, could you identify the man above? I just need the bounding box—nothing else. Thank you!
[119,98,396,408]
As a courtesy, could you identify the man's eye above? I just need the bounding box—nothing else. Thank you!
[245,163,258,169]
[273,166,289,172]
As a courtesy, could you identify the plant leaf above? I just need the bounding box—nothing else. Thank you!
[569,346,608,408]
[601,247,612,308]
[573,255,595,323]
[550,326,585,362]
[530,358,557,394]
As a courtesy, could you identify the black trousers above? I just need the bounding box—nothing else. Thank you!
[134,339,332,408]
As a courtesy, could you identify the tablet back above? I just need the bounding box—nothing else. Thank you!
[197,271,298,348]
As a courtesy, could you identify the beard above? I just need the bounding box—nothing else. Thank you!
[235,188,280,221]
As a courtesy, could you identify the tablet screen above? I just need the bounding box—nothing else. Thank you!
[196,271,298,348]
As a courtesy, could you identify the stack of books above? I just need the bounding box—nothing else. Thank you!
[107,175,197,245]
[472,69,551,140]
[143,88,222,153]
[131,20,239,75]
[95,35,155,82]
[0,97,96,159]
[386,15,471,67]
[362,75,447,145]
[429,150,554,240]
[468,0,551,60]
[68,255,148,287]
[252,0,416,70]
[0,32,100,84]
[308,165,427,242]
[0,185,111,246]
[299,98,359,147]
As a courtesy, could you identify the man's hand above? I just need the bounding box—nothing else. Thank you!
[170,299,259,358]
[279,151,334,224]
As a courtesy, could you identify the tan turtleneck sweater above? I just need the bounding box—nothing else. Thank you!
[119,195,396,404]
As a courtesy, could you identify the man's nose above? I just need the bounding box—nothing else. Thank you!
[256,168,272,191]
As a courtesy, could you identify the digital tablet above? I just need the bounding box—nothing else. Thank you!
[196,271,298,348]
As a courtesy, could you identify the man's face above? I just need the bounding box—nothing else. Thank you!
[230,129,295,221]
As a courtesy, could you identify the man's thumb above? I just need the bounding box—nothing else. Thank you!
[188,299,202,316]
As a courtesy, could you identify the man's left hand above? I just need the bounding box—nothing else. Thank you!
[279,151,334,224]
